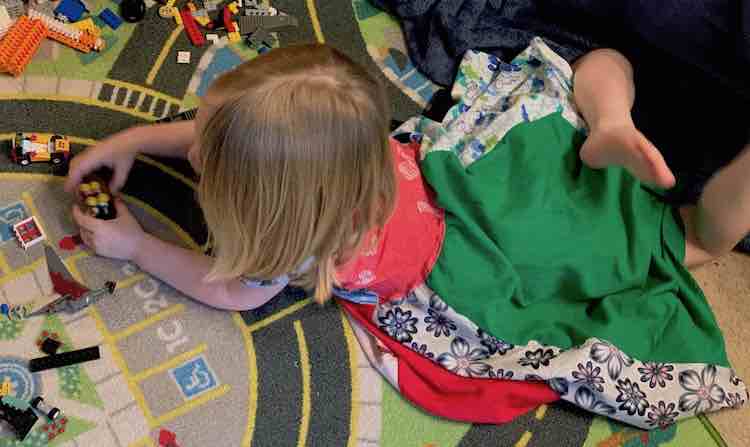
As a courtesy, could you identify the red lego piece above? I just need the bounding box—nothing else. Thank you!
[0,16,48,77]
[158,429,179,447]
[222,6,235,32]
[180,9,205,46]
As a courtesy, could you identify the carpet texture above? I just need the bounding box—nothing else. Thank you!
[0,1,745,446]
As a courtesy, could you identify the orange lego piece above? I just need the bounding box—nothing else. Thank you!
[0,16,48,76]
[46,28,92,53]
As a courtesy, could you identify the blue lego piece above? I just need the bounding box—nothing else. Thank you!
[54,0,88,22]
[99,8,123,29]
[0,303,8,316]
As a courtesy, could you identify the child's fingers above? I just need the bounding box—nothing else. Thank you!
[79,229,94,249]
[64,157,101,193]
[110,168,129,194]
[71,205,101,232]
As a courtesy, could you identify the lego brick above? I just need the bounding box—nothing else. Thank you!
[0,0,24,19]
[176,50,190,63]
[28,346,101,372]
[54,0,88,22]
[41,337,62,355]
[0,6,12,38]
[28,9,99,53]
[237,13,297,35]
[0,16,48,77]
[180,8,205,46]
[99,8,123,29]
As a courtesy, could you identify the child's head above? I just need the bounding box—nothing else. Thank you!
[193,43,395,303]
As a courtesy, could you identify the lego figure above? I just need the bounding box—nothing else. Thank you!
[77,176,116,220]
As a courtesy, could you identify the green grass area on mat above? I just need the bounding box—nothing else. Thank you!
[24,1,137,80]
[582,415,722,447]
[380,382,470,447]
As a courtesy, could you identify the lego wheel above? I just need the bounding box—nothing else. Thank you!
[51,156,63,165]
[20,158,30,166]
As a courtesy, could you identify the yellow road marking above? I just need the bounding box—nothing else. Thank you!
[104,78,182,105]
[0,258,44,288]
[515,431,532,447]
[340,310,360,447]
[116,273,147,290]
[63,251,89,284]
[111,304,185,342]
[305,0,325,43]
[246,298,313,333]
[294,320,311,447]
[136,155,198,190]
[129,436,156,447]
[0,94,159,121]
[535,404,548,420]
[131,343,207,382]
[154,384,230,427]
[233,313,259,447]
[146,26,184,86]
[120,194,200,251]
[90,306,157,427]
[0,252,10,275]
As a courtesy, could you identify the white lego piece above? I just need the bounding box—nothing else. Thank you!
[177,51,191,64]
[206,33,219,43]
[0,6,12,38]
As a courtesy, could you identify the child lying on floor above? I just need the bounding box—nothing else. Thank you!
[65,42,747,428]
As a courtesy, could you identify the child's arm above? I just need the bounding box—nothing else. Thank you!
[65,120,196,194]
[134,233,284,311]
[72,200,283,311]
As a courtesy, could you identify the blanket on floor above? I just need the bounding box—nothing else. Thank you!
[338,38,748,430]
[369,0,750,204]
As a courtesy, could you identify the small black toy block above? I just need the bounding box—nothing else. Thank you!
[28,346,101,372]
[40,337,62,355]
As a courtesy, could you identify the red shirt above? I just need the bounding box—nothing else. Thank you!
[336,138,445,302]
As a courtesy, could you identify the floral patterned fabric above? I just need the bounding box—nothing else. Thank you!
[372,285,746,429]
[336,38,748,430]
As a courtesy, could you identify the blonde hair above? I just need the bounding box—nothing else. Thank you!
[198,44,395,304]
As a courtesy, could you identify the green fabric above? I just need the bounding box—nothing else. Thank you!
[422,112,729,366]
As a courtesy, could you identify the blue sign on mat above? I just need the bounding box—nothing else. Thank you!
[0,202,29,243]
[170,355,218,400]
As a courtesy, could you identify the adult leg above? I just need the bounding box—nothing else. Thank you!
[681,143,750,268]
[573,49,676,189]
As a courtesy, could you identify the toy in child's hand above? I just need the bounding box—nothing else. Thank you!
[77,174,116,220]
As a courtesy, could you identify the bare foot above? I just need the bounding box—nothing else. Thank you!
[579,121,676,188]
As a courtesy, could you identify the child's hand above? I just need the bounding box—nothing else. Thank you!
[72,199,144,261]
[64,131,139,194]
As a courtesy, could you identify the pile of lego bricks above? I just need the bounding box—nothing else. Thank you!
[0,0,112,76]
[162,0,299,64]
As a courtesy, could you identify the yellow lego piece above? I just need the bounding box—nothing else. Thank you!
[73,18,101,39]
[228,1,239,14]
[166,0,176,7]
[194,15,210,26]
[174,9,183,25]
[0,378,11,396]
[228,31,241,43]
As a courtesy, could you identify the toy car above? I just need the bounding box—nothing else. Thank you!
[10,132,71,167]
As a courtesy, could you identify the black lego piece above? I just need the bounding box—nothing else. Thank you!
[40,337,62,355]
[28,346,101,372]
[120,0,146,22]
[0,399,38,441]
